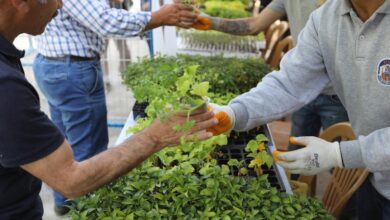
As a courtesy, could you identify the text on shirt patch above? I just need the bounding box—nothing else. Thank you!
[377,59,390,86]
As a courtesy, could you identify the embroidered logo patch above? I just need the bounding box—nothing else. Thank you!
[377,59,390,86]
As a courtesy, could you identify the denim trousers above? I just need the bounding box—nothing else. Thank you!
[33,54,108,206]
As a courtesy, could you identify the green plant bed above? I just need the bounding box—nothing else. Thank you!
[122,54,271,104]
[204,1,251,19]
[69,64,333,219]
[215,126,286,191]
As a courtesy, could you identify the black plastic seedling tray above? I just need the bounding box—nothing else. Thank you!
[214,126,292,194]
[132,101,148,120]
[131,102,292,194]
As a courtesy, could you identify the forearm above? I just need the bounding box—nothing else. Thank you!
[209,17,257,36]
[207,8,283,36]
[144,10,163,31]
[341,127,390,171]
[64,0,150,37]
[65,130,159,198]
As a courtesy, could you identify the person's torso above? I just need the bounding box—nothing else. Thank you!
[284,0,322,44]
[36,0,111,57]
[318,0,390,198]
[0,53,44,220]
[284,0,335,95]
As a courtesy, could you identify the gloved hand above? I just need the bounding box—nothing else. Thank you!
[273,136,343,175]
[206,103,235,135]
[192,13,213,30]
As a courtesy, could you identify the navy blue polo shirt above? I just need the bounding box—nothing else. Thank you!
[0,34,64,219]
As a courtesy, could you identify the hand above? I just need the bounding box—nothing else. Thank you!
[149,3,198,29]
[206,103,235,135]
[192,14,213,30]
[273,137,343,175]
[143,109,218,150]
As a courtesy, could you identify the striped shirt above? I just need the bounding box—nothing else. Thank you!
[36,0,151,58]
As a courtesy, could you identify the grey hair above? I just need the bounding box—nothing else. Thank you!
[38,0,48,3]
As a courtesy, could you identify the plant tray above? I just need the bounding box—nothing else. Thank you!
[214,125,292,194]
[131,101,292,194]
[132,101,148,120]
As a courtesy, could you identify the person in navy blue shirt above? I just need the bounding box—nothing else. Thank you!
[0,0,216,219]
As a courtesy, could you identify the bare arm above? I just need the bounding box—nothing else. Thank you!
[21,111,216,199]
[145,3,198,30]
[195,8,284,36]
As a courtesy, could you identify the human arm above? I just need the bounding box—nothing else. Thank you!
[206,11,329,135]
[62,0,197,37]
[144,3,198,31]
[193,7,283,36]
[229,11,329,131]
[21,110,217,199]
[191,0,287,35]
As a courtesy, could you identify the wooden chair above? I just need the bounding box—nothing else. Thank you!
[299,122,369,218]
[260,20,289,64]
[268,35,294,69]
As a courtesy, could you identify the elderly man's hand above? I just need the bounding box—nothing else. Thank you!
[149,3,198,29]
[143,109,218,150]
[273,137,343,175]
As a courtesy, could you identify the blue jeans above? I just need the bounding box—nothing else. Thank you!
[33,54,108,206]
[357,178,390,220]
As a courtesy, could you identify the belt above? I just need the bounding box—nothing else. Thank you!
[42,55,100,61]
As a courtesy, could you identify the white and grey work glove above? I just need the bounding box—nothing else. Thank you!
[274,136,343,175]
[206,103,236,136]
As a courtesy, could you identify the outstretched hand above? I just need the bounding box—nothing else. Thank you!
[148,3,198,29]
[143,108,218,150]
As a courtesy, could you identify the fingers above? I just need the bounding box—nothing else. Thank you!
[186,130,213,142]
[188,111,215,122]
[176,3,196,11]
[277,160,304,170]
[191,117,218,132]
[289,136,316,146]
[276,149,307,162]
[180,15,198,23]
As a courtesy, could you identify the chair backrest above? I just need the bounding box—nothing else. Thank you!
[268,35,294,69]
[320,122,369,219]
[260,20,289,64]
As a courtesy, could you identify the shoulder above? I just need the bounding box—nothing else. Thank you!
[312,0,341,18]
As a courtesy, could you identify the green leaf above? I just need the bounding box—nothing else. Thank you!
[256,134,268,142]
[176,78,191,96]
[191,82,209,97]
[221,164,230,175]
[245,140,258,153]
[125,213,134,220]
[227,159,242,168]
[214,134,228,146]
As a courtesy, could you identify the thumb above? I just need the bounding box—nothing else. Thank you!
[289,136,317,147]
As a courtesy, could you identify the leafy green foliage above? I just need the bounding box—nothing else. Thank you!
[122,55,271,104]
[70,62,333,220]
[204,1,251,19]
